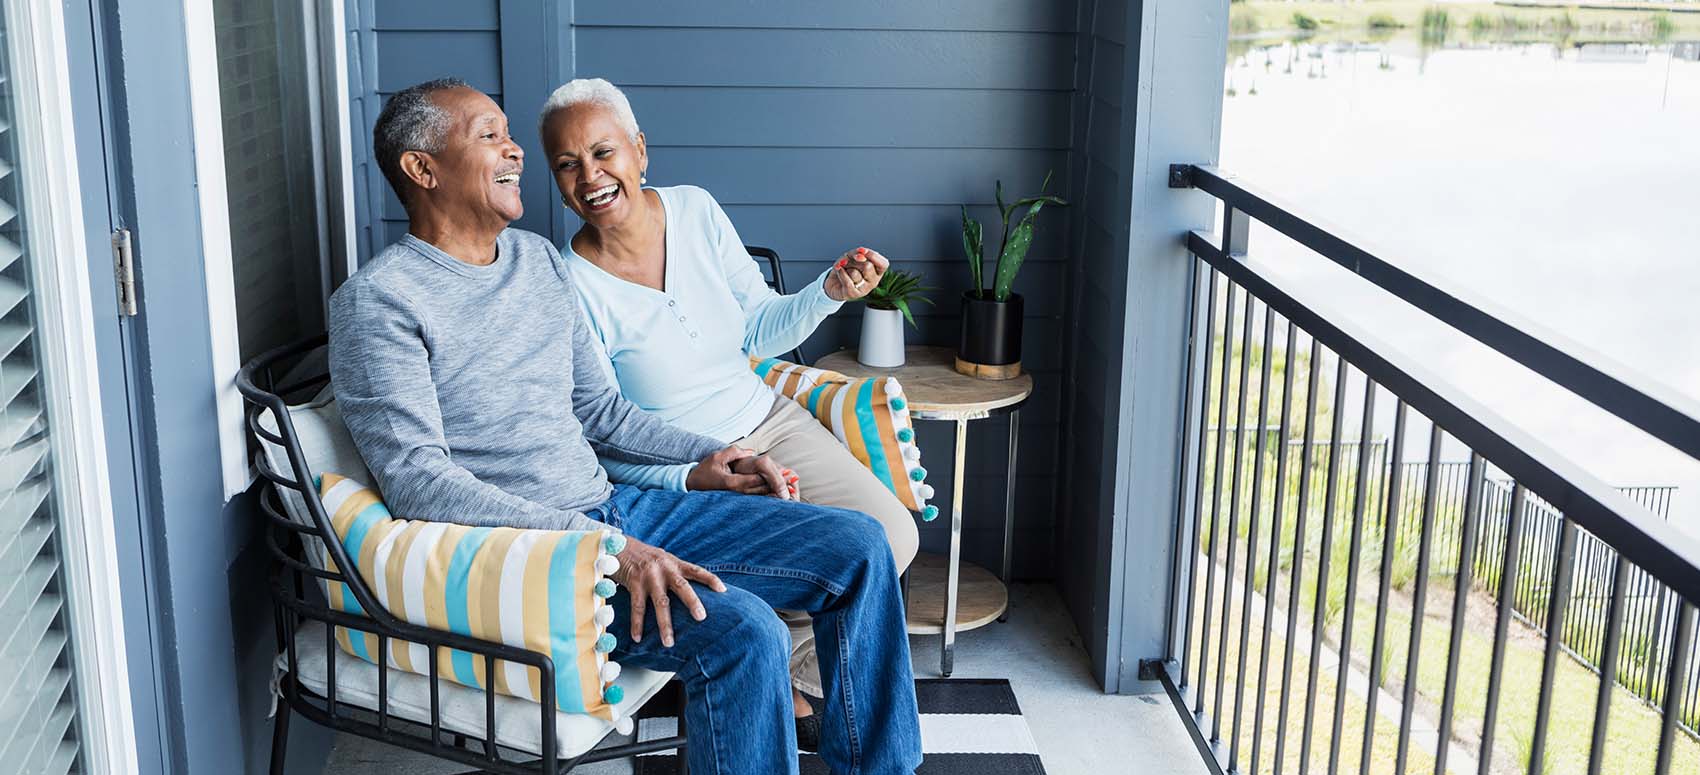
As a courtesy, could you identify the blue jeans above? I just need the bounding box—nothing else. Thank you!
[592,485,922,775]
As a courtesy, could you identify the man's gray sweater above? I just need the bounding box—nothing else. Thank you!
[328,229,724,532]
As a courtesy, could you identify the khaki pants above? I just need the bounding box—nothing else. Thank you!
[734,398,919,696]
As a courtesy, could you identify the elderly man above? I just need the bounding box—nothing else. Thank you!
[328,78,922,775]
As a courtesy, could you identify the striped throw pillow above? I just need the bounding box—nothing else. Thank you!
[316,473,629,721]
[750,357,936,520]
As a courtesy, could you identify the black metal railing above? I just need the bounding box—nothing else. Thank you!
[1147,165,1700,775]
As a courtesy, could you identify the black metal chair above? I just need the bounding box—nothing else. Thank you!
[237,335,687,775]
[746,245,807,365]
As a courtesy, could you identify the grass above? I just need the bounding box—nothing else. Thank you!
[1186,558,1442,775]
[1421,7,1452,35]
[1342,577,1700,774]
[1368,13,1404,30]
[1187,524,1700,774]
[1228,1,1700,40]
[1192,320,1700,766]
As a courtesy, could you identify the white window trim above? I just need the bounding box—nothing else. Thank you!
[13,0,139,770]
[310,0,361,285]
[183,0,358,501]
[181,0,247,501]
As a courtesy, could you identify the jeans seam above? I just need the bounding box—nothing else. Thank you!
[693,651,727,775]
[701,563,846,597]
[832,609,863,772]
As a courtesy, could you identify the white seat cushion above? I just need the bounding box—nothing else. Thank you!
[255,395,369,534]
[285,621,674,759]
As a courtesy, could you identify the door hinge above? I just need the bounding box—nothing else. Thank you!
[112,228,137,316]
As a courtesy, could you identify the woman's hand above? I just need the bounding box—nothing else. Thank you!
[687,446,798,499]
[824,247,890,301]
[611,537,727,648]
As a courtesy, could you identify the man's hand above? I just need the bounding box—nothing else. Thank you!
[687,446,797,499]
[613,537,727,648]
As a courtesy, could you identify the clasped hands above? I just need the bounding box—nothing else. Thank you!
[616,445,796,647]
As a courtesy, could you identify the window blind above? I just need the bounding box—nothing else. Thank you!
[0,10,85,774]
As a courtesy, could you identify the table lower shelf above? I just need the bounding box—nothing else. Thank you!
[902,552,1009,635]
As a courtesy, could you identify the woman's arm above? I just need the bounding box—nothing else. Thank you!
[700,190,845,358]
[601,457,694,491]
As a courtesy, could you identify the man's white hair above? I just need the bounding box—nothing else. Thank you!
[539,78,641,140]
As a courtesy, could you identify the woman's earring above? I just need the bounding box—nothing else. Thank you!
[561,194,571,208]
[641,169,648,185]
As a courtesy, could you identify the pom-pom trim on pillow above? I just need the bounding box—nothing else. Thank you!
[750,357,931,514]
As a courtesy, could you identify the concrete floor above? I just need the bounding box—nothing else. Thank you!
[322,583,1206,775]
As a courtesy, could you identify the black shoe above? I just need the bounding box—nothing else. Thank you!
[795,692,826,753]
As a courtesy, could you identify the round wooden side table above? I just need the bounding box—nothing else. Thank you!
[815,345,1033,677]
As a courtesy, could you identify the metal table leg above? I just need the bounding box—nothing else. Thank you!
[999,410,1020,622]
[943,419,967,677]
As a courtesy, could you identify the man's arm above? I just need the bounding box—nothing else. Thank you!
[329,280,604,531]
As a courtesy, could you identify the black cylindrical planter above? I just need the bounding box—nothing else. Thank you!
[956,291,1023,379]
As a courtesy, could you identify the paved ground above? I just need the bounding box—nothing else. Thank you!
[322,583,1206,775]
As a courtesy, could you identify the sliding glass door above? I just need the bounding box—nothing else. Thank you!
[0,2,135,773]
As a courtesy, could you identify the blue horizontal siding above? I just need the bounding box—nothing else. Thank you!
[579,28,1075,90]
[373,0,498,30]
[625,87,1072,149]
[374,30,501,92]
[722,205,1069,262]
[644,148,1070,206]
[574,0,1076,32]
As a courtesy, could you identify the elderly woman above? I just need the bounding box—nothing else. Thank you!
[538,78,919,748]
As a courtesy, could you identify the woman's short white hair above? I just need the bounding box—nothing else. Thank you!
[539,78,640,140]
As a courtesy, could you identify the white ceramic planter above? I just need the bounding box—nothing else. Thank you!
[858,307,906,368]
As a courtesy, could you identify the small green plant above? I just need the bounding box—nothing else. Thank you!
[960,172,1068,302]
[1291,11,1320,31]
[1367,13,1401,30]
[861,269,935,329]
[1510,726,1557,775]
[1651,11,1676,40]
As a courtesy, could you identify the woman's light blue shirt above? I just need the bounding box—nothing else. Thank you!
[567,185,843,490]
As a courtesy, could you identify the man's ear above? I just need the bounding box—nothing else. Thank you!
[399,150,437,192]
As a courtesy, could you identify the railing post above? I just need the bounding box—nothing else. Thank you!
[1222,206,1250,258]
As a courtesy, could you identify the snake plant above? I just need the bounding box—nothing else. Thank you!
[961,172,1068,302]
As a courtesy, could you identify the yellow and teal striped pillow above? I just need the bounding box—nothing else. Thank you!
[750,358,936,520]
[316,473,628,722]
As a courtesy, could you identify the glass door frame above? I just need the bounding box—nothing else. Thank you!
[6,0,141,770]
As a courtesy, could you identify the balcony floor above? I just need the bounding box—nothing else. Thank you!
[323,583,1205,775]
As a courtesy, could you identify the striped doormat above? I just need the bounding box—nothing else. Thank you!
[633,678,1045,774]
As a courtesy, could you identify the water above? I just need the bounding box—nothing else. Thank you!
[1219,35,1700,534]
